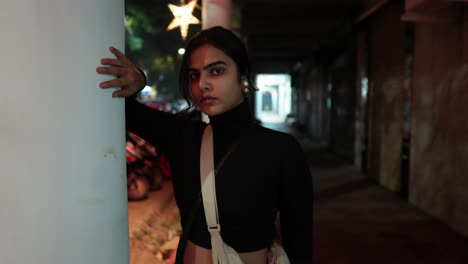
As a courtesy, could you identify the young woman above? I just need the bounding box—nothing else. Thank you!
[97,26,313,264]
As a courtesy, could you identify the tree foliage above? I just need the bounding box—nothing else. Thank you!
[124,0,201,100]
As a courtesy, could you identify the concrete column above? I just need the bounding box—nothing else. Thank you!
[0,1,129,263]
[202,0,232,29]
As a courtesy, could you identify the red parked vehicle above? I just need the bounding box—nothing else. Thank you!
[126,131,171,201]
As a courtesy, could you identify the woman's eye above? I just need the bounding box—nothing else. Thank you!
[211,68,224,75]
[188,72,199,80]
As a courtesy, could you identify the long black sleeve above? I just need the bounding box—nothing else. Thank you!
[279,135,313,263]
[125,97,188,154]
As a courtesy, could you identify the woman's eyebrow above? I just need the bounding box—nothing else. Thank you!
[187,61,227,72]
[203,61,227,70]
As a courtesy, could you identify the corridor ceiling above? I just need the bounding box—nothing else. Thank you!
[235,0,365,73]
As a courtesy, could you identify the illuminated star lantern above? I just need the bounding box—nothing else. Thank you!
[167,0,200,40]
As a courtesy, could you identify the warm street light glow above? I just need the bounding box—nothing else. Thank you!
[167,0,200,40]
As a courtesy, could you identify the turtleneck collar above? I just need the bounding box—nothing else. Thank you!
[209,99,253,130]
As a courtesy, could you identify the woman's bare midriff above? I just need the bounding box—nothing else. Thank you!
[183,240,268,264]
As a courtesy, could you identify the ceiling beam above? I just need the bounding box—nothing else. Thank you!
[243,19,339,35]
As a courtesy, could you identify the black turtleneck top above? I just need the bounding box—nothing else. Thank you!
[126,98,313,263]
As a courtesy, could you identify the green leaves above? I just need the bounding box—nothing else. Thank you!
[124,1,197,99]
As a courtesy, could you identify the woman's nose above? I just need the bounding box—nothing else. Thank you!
[199,75,210,92]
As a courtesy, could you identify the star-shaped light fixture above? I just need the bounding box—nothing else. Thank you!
[167,0,200,40]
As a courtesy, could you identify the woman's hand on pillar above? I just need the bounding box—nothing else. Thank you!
[96,46,146,98]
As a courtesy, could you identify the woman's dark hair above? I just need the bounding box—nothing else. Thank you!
[178,26,254,109]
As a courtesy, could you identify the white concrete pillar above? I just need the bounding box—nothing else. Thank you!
[202,0,232,29]
[0,1,129,263]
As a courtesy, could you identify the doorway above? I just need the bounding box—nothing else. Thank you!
[255,74,292,123]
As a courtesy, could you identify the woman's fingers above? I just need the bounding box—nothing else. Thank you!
[99,79,118,89]
[100,58,124,67]
[99,77,128,88]
[112,89,135,98]
[101,47,131,67]
[109,46,131,64]
[96,65,126,76]
[109,46,124,57]
[99,70,136,89]
[112,90,123,97]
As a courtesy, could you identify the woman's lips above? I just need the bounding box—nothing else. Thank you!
[201,96,216,105]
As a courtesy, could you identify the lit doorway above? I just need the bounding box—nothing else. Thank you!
[255,74,292,123]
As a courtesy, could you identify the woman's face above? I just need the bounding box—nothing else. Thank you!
[187,44,244,116]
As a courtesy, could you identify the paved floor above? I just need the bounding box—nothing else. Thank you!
[128,122,468,264]
[314,185,468,264]
[128,180,180,264]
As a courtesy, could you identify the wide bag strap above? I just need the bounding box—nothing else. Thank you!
[200,124,219,230]
[200,124,230,264]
